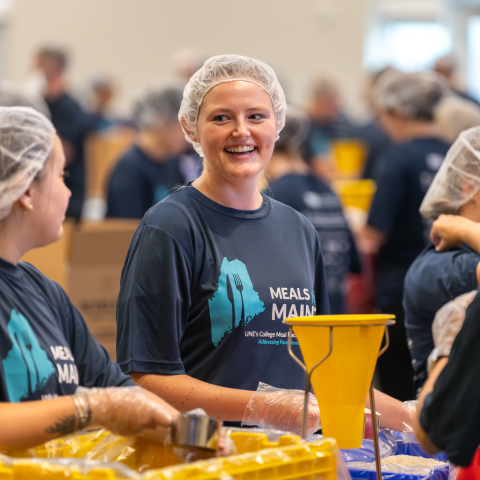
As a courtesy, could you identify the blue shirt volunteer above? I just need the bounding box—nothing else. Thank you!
[404,243,480,394]
[116,185,330,391]
[269,173,361,314]
[0,258,133,402]
[107,145,189,219]
[367,137,450,309]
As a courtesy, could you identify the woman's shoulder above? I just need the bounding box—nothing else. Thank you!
[17,262,67,300]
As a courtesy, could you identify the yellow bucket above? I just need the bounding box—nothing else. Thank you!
[331,179,377,211]
[331,139,367,175]
[284,314,395,449]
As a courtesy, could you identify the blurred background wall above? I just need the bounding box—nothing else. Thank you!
[5,0,370,116]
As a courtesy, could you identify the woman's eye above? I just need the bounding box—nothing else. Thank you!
[249,113,265,120]
[213,115,228,122]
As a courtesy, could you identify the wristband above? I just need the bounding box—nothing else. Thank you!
[72,394,92,431]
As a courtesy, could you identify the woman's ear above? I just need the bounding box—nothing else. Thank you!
[180,116,199,143]
[16,188,34,212]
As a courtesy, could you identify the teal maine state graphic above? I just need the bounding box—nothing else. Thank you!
[2,310,55,402]
[209,258,265,346]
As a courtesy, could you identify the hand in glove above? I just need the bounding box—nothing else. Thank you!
[241,382,321,437]
[74,386,172,438]
[428,290,478,372]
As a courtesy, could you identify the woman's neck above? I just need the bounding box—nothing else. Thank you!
[192,170,263,210]
[0,217,30,265]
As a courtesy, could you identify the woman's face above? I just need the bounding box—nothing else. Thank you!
[195,81,277,182]
[29,135,71,247]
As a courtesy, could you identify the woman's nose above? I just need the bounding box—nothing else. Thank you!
[232,118,250,138]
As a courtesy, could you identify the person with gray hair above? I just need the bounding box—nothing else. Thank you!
[361,70,451,401]
[0,106,181,449]
[403,126,480,394]
[106,83,192,219]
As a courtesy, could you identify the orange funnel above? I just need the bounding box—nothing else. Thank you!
[284,315,395,449]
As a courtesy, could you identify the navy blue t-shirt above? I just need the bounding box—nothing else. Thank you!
[367,137,450,309]
[404,243,479,395]
[116,186,330,391]
[0,258,133,402]
[269,173,361,314]
[420,290,480,466]
[47,92,98,219]
[107,145,187,219]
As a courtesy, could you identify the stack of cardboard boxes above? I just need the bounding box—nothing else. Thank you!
[21,219,139,360]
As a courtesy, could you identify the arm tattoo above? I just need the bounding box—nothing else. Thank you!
[44,415,77,435]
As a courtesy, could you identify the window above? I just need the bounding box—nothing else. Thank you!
[364,22,452,71]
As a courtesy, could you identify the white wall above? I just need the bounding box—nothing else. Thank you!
[7,0,370,117]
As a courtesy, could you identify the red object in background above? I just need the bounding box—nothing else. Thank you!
[346,251,376,314]
[457,449,480,480]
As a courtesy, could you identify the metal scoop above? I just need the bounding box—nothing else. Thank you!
[170,412,221,452]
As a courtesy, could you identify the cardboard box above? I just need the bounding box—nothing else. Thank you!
[21,219,139,360]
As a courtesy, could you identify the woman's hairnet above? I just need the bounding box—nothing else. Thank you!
[178,54,287,157]
[374,71,449,121]
[275,105,310,149]
[133,83,184,130]
[0,106,56,220]
[420,126,480,220]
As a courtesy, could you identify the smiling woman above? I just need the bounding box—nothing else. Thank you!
[116,54,409,435]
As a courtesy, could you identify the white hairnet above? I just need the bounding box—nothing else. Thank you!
[133,83,184,130]
[375,71,449,120]
[420,126,480,220]
[0,106,56,220]
[178,54,287,157]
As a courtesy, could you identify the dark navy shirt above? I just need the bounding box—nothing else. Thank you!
[116,186,330,391]
[107,145,187,219]
[404,243,479,395]
[0,258,133,402]
[269,173,361,314]
[367,137,450,309]
[47,92,98,219]
[420,290,480,466]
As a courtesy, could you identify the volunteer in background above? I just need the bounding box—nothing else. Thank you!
[116,54,412,434]
[107,84,197,219]
[415,289,480,472]
[362,71,450,401]
[33,46,98,220]
[0,107,179,449]
[267,106,361,314]
[404,127,480,395]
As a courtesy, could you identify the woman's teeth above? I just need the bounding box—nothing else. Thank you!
[225,146,255,154]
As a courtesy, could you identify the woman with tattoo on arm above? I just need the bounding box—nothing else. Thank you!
[0,107,178,450]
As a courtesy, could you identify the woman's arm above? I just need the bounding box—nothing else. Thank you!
[414,357,448,454]
[431,215,480,253]
[132,373,253,421]
[0,396,78,450]
[366,388,410,432]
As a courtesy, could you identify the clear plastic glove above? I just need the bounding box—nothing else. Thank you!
[77,386,172,437]
[241,382,321,436]
[401,400,417,432]
[427,290,478,372]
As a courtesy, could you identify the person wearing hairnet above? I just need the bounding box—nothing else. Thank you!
[361,71,450,401]
[0,106,181,449]
[107,84,196,219]
[116,54,413,434]
[414,289,480,474]
[403,127,480,396]
[267,106,361,314]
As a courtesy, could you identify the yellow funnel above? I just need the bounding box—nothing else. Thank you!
[284,315,395,449]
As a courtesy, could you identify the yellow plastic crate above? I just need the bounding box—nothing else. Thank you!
[331,139,367,176]
[0,433,338,480]
[331,179,377,212]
